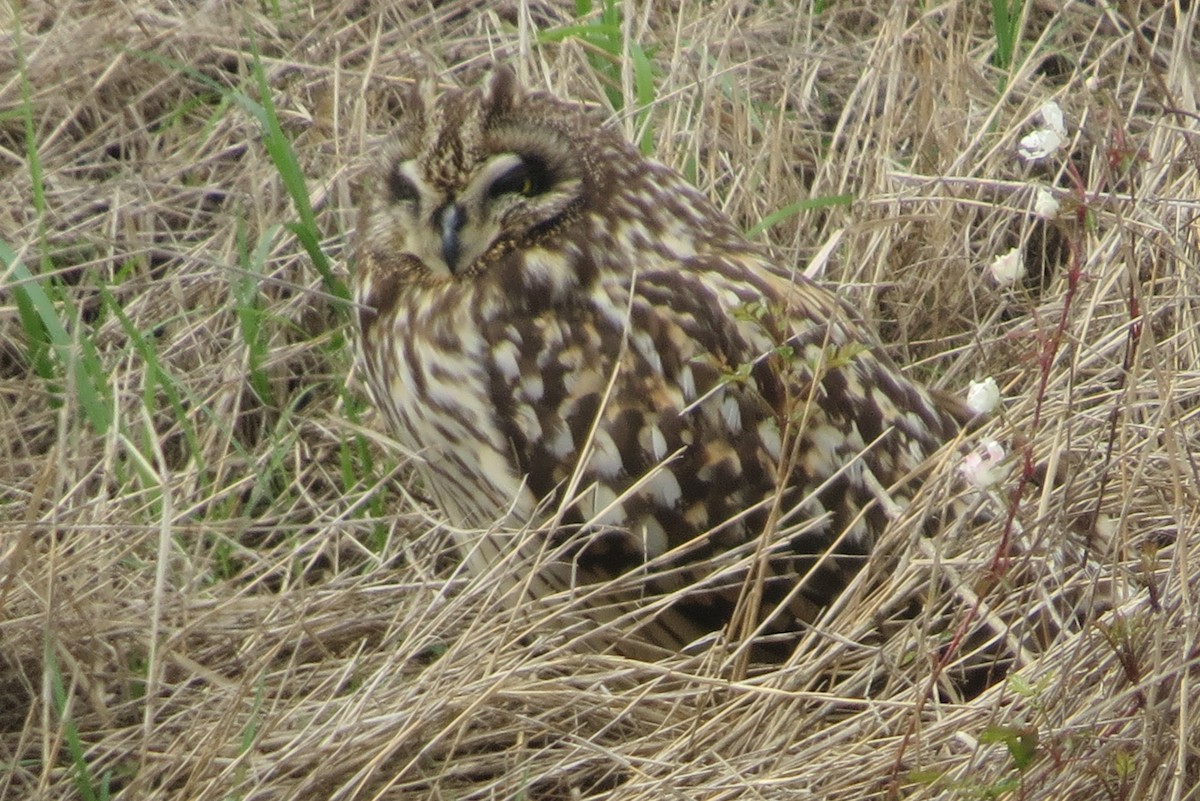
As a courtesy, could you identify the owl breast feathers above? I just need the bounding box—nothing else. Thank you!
[352,66,962,657]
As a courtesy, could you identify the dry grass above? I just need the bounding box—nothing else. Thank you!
[2,1,1199,799]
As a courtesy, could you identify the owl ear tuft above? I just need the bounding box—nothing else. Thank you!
[481,64,521,116]
[391,69,436,123]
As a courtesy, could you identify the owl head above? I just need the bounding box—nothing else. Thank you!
[358,66,621,281]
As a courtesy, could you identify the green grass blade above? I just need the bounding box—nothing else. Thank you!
[243,36,345,303]
[2,243,113,434]
[101,286,201,467]
[536,22,622,44]
[234,222,280,405]
[122,44,348,306]
[13,23,54,379]
[990,0,1022,70]
[16,23,45,220]
[744,194,854,239]
[45,643,102,801]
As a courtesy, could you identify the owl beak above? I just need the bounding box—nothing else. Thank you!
[438,202,465,273]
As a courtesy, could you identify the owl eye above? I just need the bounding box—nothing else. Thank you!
[388,168,420,204]
[487,155,552,199]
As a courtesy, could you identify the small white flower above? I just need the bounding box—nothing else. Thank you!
[1018,128,1065,161]
[1033,186,1061,219]
[1017,101,1067,162]
[966,377,1001,415]
[988,247,1026,286]
[960,440,1006,488]
[1038,101,1066,137]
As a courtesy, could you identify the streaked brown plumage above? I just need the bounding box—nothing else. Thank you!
[352,67,963,658]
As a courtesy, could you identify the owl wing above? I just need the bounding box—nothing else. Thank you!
[478,252,959,650]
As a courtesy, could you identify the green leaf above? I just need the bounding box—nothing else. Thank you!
[980,724,1038,770]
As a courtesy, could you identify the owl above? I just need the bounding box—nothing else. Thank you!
[352,66,964,660]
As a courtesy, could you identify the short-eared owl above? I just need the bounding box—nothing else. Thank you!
[353,67,962,658]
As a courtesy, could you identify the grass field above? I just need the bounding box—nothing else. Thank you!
[2,1,1199,799]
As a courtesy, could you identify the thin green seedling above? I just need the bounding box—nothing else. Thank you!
[234,221,279,406]
[118,422,166,521]
[627,46,657,154]
[14,23,46,245]
[105,281,276,523]
[337,388,377,490]
[226,679,266,800]
[541,0,658,153]
[46,643,112,801]
[13,19,57,382]
[3,243,113,435]
[334,386,398,551]
[990,0,1025,71]
[744,194,854,240]
[244,384,310,519]
[243,35,346,304]
[155,90,227,138]
[125,651,149,703]
[123,41,348,307]
[240,681,265,753]
[9,28,113,433]
[708,63,770,135]
[101,286,203,474]
[209,536,241,583]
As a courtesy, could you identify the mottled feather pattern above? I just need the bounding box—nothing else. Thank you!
[352,67,962,657]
